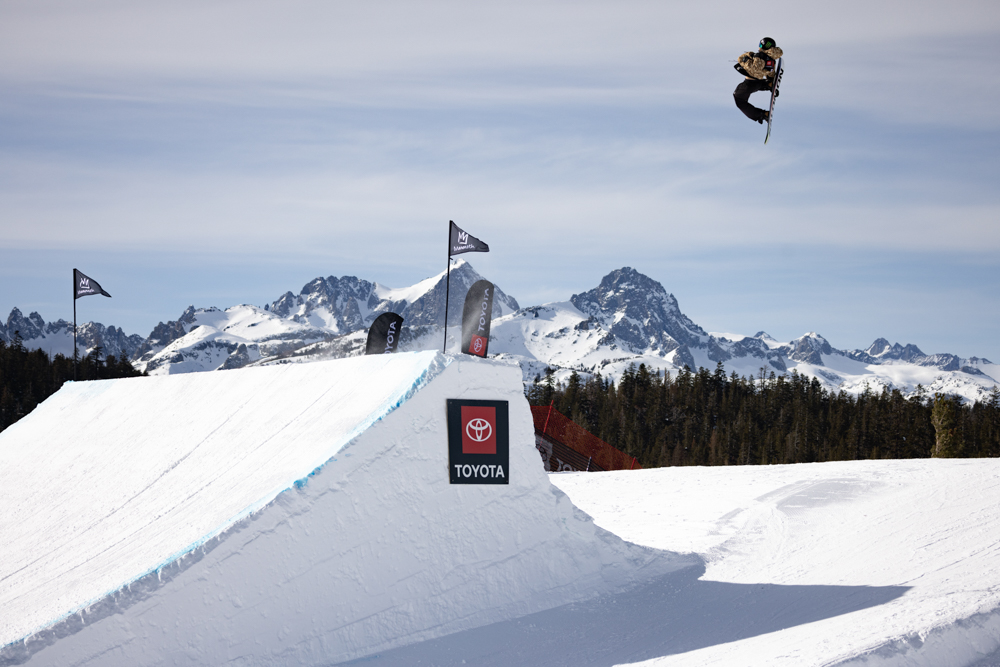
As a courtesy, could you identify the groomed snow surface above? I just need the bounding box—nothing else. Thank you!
[2,354,1000,666]
[553,462,1000,667]
[0,353,685,666]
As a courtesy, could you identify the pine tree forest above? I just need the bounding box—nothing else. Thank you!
[0,334,145,433]
[526,363,1000,467]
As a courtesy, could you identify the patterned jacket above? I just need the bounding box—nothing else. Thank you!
[736,46,783,80]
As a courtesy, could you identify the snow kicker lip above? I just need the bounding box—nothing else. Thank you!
[0,352,450,657]
[2,353,690,667]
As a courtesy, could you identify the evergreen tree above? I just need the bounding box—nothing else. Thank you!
[0,339,145,434]
[931,393,962,458]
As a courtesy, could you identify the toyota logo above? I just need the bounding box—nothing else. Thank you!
[472,338,483,353]
[466,417,492,442]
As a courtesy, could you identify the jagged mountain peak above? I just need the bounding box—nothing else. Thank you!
[259,260,517,333]
[865,337,893,357]
[130,260,519,374]
[572,267,681,315]
[569,267,707,358]
[781,332,834,365]
[2,307,143,360]
[5,308,47,341]
[864,338,927,361]
[850,339,930,365]
[378,260,518,328]
[264,274,376,332]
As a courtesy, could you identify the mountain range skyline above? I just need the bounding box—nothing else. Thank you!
[4,262,996,403]
[1,263,983,367]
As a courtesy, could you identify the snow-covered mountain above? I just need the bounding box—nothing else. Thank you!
[487,267,999,404]
[488,267,790,382]
[6,264,997,402]
[1,307,143,361]
[131,260,519,374]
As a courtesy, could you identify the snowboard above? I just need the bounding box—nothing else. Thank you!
[764,57,783,145]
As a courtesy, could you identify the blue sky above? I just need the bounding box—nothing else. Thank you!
[2,0,998,361]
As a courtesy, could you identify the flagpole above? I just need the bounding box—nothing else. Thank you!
[72,269,77,381]
[443,222,452,354]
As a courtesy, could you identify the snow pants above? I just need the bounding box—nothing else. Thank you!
[733,78,771,122]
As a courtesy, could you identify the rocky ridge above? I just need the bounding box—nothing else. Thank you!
[5,265,996,402]
[1,308,143,361]
[130,260,518,374]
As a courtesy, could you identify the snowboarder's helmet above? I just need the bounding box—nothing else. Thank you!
[759,37,776,50]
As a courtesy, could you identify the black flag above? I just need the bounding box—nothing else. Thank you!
[443,221,490,353]
[448,221,490,256]
[461,280,494,358]
[365,313,404,355]
[74,269,112,299]
[72,268,112,380]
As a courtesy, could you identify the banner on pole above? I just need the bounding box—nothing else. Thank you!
[448,221,490,256]
[73,269,112,299]
[460,280,494,358]
[443,220,489,354]
[447,399,509,484]
[365,313,404,355]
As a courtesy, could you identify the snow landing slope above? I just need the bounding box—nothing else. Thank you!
[0,352,689,666]
[335,461,1000,667]
[551,461,1000,667]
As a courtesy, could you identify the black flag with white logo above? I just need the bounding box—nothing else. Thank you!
[73,269,112,299]
[365,312,404,355]
[461,279,494,358]
[448,220,490,256]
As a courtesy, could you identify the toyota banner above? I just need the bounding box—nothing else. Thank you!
[460,279,494,358]
[446,399,509,484]
[365,312,404,355]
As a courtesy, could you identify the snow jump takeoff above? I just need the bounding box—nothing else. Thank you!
[733,36,783,139]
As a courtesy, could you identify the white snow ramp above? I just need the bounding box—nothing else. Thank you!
[0,352,688,666]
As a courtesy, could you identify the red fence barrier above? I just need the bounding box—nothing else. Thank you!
[531,404,639,472]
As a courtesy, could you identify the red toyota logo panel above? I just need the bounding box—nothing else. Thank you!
[461,405,496,454]
[468,334,488,357]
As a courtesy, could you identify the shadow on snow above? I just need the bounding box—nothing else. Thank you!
[334,562,910,666]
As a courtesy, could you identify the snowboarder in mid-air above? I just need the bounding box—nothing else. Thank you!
[733,37,783,124]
